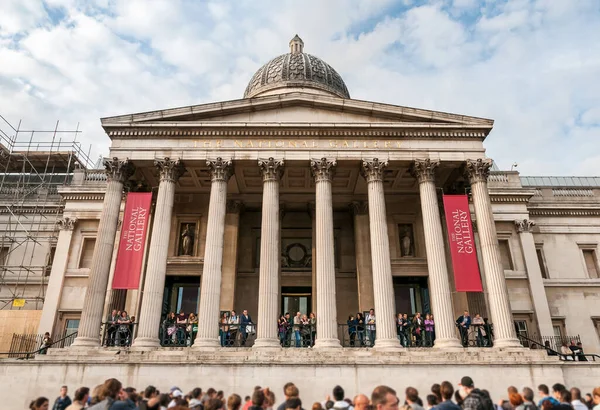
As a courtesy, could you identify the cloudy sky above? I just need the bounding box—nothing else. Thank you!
[1,0,599,175]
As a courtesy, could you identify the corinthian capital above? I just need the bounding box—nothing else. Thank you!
[258,157,284,182]
[104,157,134,184]
[207,157,233,182]
[154,157,185,183]
[410,159,439,184]
[361,158,388,183]
[515,219,535,233]
[57,217,77,231]
[310,158,336,183]
[465,158,493,184]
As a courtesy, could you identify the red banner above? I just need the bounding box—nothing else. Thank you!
[442,195,483,292]
[112,193,152,289]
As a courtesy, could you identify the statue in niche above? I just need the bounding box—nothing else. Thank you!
[400,225,414,257]
[179,223,195,256]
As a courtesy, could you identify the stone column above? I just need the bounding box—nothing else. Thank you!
[465,159,521,348]
[220,200,243,311]
[350,201,374,312]
[133,158,184,347]
[72,158,134,347]
[361,159,401,350]
[254,158,284,349]
[515,219,554,336]
[194,158,233,348]
[37,217,77,335]
[411,159,462,348]
[310,158,341,349]
[309,202,317,313]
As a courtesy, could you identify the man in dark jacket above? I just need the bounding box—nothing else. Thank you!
[459,377,494,410]
[52,386,72,410]
[436,381,461,410]
[240,309,253,346]
[456,311,471,347]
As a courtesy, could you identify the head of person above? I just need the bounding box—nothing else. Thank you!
[509,393,524,407]
[333,386,345,402]
[593,387,600,405]
[228,394,242,410]
[454,391,464,406]
[538,385,549,397]
[100,378,123,400]
[111,309,117,316]
[431,384,441,401]
[522,388,534,403]
[584,393,593,403]
[310,312,316,319]
[464,310,469,317]
[29,397,49,410]
[169,312,175,319]
[354,394,370,410]
[440,382,454,402]
[124,387,137,402]
[191,388,202,400]
[206,398,225,410]
[263,387,275,408]
[231,310,236,317]
[426,395,438,407]
[349,315,354,321]
[571,388,582,402]
[313,402,325,410]
[552,384,566,400]
[507,387,518,396]
[405,387,419,404]
[370,309,375,315]
[74,387,90,404]
[403,314,408,319]
[243,310,248,316]
[284,384,299,400]
[252,388,265,407]
[357,313,363,319]
[60,386,68,397]
[121,310,127,318]
[285,312,290,319]
[459,376,475,398]
[296,311,301,317]
[560,391,572,404]
[144,386,159,399]
[475,314,481,319]
[159,394,171,407]
[286,398,302,410]
[207,388,217,398]
[217,391,225,400]
[372,386,399,410]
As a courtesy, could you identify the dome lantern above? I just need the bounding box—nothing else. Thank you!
[289,34,304,54]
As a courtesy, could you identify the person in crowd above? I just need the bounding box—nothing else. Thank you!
[175,310,188,345]
[40,332,53,354]
[426,395,438,410]
[116,310,132,346]
[52,385,72,410]
[520,388,538,410]
[572,388,589,410]
[31,397,49,410]
[286,398,303,410]
[293,311,303,347]
[65,387,89,410]
[187,313,199,346]
[396,314,404,344]
[169,387,185,408]
[592,387,600,410]
[348,315,357,346]
[406,387,424,410]
[371,385,399,410]
[217,390,225,401]
[278,314,290,347]
[228,310,240,346]
[412,313,424,347]
[459,376,494,410]
[313,403,325,410]
[435,381,460,410]
[158,393,171,410]
[356,313,366,347]
[220,312,230,347]
[543,341,557,356]
[138,385,160,410]
[264,388,276,410]
[430,384,441,404]
[228,394,242,410]
[250,389,266,410]
[328,385,353,410]
[576,342,587,361]
[106,309,119,347]
[499,386,518,410]
[509,393,524,410]
[471,314,486,347]
[309,312,317,347]
[397,314,408,347]
[424,314,434,347]
[164,312,178,345]
[366,309,376,346]
[240,309,253,346]
[552,384,567,401]
[88,378,133,410]
[560,343,573,360]
[538,385,560,408]
[301,314,312,347]
[456,311,471,347]
[277,383,300,410]
[353,395,369,410]
[555,390,573,410]
[187,388,202,409]
[584,394,594,410]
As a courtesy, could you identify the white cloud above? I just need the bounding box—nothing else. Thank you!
[0,0,598,175]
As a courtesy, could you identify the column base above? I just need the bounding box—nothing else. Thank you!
[433,337,463,349]
[191,337,221,351]
[131,337,161,348]
[252,338,282,350]
[313,338,342,350]
[374,338,403,351]
[493,337,524,349]
[70,336,100,348]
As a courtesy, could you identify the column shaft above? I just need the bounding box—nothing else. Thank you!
[72,158,133,347]
[350,202,374,312]
[411,159,461,348]
[467,159,520,348]
[220,201,242,311]
[254,158,283,348]
[361,159,401,350]
[133,158,183,347]
[194,158,232,348]
[311,158,341,349]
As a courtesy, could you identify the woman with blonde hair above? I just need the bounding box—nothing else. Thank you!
[228,394,242,410]
[592,387,600,410]
[263,388,276,410]
[88,378,123,410]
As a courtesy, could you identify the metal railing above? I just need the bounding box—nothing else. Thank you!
[518,334,599,361]
[0,331,77,359]
[101,322,138,347]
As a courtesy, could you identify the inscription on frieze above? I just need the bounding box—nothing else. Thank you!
[191,139,403,149]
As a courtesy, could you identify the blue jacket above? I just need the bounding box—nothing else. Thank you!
[456,315,471,329]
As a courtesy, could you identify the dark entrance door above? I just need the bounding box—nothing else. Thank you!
[281,286,312,315]
[393,276,430,315]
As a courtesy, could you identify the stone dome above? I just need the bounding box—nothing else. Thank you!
[243,35,350,99]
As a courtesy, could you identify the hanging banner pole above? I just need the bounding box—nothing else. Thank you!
[442,194,483,292]
[112,192,153,289]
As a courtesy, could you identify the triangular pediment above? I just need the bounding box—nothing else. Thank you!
[101,92,493,131]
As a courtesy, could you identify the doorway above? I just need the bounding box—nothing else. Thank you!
[163,276,201,319]
[281,286,312,315]
[393,277,430,316]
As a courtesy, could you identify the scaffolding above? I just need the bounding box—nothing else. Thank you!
[0,114,94,310]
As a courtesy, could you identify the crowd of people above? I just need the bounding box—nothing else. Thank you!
[30,377,600,410]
